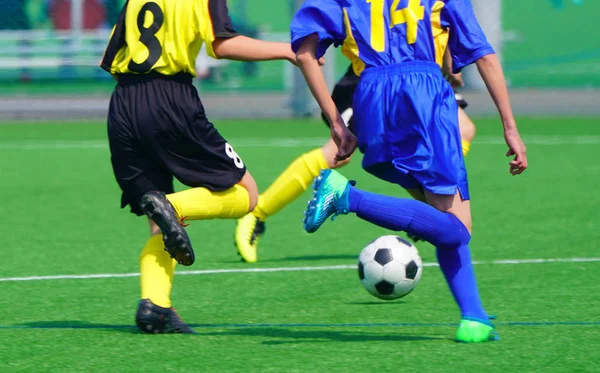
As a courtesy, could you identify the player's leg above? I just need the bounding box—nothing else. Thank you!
[304,65,494,342]
[458,107,476,156]
[235,66,359,262]
[252,145,330,223]
[166,171,255,222]
[136,218,195,334]
[250,138,349,221]
[108,83,194,334]
[138,177,256,335]
[110,157,195,334]
[423,191,493,342]
[303,170,494,342]
[139,219,176,309]
[304,170,468,251]
[304,171,487,334]
[235,139,354,262]
[234,144,328,262]
[138,173,255,327]
[161,135,255,223]
[404,105,474,238]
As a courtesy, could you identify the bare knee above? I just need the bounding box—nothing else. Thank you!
[238,171,258,212]
[322,138,353,169]
[458,108,476,143]
[425,191,473,234]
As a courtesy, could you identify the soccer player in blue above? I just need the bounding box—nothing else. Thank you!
[291,0,528,343]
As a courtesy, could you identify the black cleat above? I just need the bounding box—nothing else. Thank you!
[140,191,195,266]
[135,299,197,334]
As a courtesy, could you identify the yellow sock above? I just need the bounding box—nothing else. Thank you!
[140,234,177,308]
[462,140,472,157]
[253,147,328,221]
[166,184,250,221]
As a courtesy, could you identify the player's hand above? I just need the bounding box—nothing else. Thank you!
[445,71,464,89]
[331,123,357,163]
[504,128,528,175]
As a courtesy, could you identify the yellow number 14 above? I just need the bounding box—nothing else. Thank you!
[368,0,425,52]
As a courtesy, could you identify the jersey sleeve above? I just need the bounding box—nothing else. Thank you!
[290,0,345,59]
[100,1,129,73]
[441,0,495,73]
[202,0,239,59]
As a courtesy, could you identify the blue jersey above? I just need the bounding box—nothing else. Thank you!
[291,0,494,198]
[290,0,494,76]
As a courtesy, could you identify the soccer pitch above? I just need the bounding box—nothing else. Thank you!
[1,117,599,372]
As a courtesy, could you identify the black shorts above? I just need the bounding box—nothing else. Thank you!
[321,65,360,134]
[322,65,469,131]
[108,73,246,216]
[454,92,468,110]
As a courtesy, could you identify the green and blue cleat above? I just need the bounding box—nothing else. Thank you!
[456,318,499,343]
[303,169,352,233]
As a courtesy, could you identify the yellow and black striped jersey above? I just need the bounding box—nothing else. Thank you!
[101,0,238,76]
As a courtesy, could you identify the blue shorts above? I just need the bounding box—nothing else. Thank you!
[353,61,469,200]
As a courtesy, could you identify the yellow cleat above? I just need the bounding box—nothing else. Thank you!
[234,213,266,263]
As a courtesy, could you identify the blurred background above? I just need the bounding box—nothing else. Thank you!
[0,0,598,119]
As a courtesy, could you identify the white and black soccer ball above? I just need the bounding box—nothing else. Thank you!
[358,235,423,300]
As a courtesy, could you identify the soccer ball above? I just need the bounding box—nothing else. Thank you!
[358,235,423,300]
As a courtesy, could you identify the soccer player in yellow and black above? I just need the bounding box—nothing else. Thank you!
[101,0,297,334]
[234,49,477,263]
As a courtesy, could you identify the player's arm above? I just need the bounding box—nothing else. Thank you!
[213,37,296,64]
[290,0,355,161]
[442,0,527,175]
[201,1,295,64]
[296,34,356,162]
[442,47,464,88]
[475,54,526,174]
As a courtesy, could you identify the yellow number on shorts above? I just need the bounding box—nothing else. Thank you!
[367,0,425,51]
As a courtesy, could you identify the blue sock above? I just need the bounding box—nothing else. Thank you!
[436,243,488,322]
[348,186,488,321]
[348,187,469,249]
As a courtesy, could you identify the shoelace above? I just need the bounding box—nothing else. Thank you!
[179,216,189,227]
[249,220,265,244]
[330,180,354,221]
[330,208,348,222]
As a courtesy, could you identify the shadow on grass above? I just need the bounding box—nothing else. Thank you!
[5,321,138,334]
[200,327,445,344]
[260,254,358,262]
[3,321,446,342]
[347,301,408,305]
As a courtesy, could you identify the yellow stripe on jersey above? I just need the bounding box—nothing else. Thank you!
[100,0,238,76]
[341,9,366,77]
[430,0,448,67]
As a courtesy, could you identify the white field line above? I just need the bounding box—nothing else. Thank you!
[1,257,599,283]
[0,135,600,150]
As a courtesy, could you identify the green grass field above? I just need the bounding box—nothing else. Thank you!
[1,117,599,372]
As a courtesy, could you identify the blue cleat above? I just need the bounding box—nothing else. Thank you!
[303,169,352,233]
